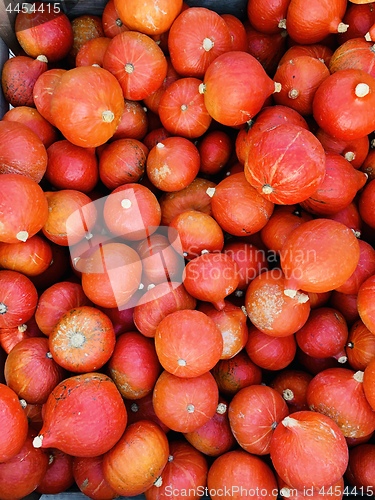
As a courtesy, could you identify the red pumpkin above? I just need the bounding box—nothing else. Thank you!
[222,14,248,51]
[50,66,125,148]
[69,14,105,61]
[153,370,219,433]
[133,282,197,338]
[0,430,48,500]
[0,270,38,328]
[346,319,375,371]
[247,0,290,34]
[99,138,148,190]
[207,450,278,500]
[103,183,161,240]
[4,337,65,404]
[223,241,269,290]
[244,25,288,76]
[145,440,208,500]
[245,270,310,337]
[159,177,215,225]
[125,392,170,433]
[0,121,48,182]
[15,2,73,61]
[183,252,239,310]
[270,411,349,490]
[2,105,58,148]
[316,127,370,169]
[295,307,349,360]
[0,234,52,276]
[103,30,168,101]
[329,38,375,78]
[280,219,361,295]
[209,172,274,237]
[36,449,75,495]
[286,0,348,44]
[32,68,66,125]
[359,178,375,229]
[114,0,182,35]
[345,444,375,489]
[146,137,200,192]
[112,99,148,141]
[168,7,232,78]
[244,124,326,205]
[108,331,162,399]
[45,140,99,193]
[155,309,223,377]
[312,69,375,141]
[49,306,116,373]
[1,54,48,107]
[42,189,97,247]
[73,455,119,500]
[33,372,127,457]
[306,367,375,438]
[363,357,375,410]
[103,420,169,496]
[158,77,212,139]
[200,50,280,126]
[0,383,29,463]
[198,301,248,359]
[81,242,142,309]
[245,324,297,371]
[229,384,289,455]
[211,350,263,396]
[270,369,313,413]
[75,36,111,67]
[184,398,236,457]
[102,0,129,38]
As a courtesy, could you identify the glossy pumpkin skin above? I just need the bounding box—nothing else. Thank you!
[0,383,29,463]
[0,234,52,277]
[345,444,375,488]
[32,68,66,125]
[280,219,361,294]
[4,337,65,404]
[36,449,75,495]
[50,66,125,148]
[49,306,116,373]
[312,69,375,141]
[103,420,169,496]
[329,38,375,79]
[33,372,127,457]
[108,331,162,399]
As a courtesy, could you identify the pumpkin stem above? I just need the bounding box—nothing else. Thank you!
[116,18,123,27]
[154,476,163,487]
[206,187,216,198]
[125,63,134,74]
[353,371,364,383]
[18,324,27,333]
[241,305,248,317]
[274,82,282,93]
[262,184,273,195]
[278,19,287,30]
[281,415,298,428]
[0,303,7,315]
[16,230,29,242]
[284,289,297,299]
[37,54,48,63]
[355,83,370,98]
[344,151,355,162]
[187,404,195,413]
[280,487,291,498]
[202,37,214,52]
[121,198,132,209]
[337,22,349,33]
[365,32,372,42]
[288,89,299,99]
[217,402,227,414]
[177,358,187,366]
[282,388,294,401]
[102,110,115,123]
[33,435,43,448]
[19,399,27,409]
[198,83,206,94]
